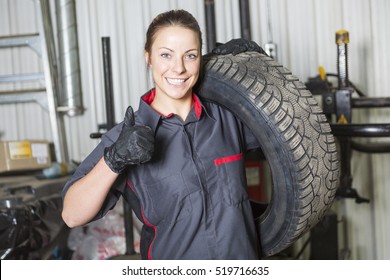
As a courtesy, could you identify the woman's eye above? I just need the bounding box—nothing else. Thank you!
[186,53,197,60]
[161,53,171,59]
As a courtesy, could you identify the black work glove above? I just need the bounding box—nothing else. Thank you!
[104,106,154,173]
[211,38,267,56]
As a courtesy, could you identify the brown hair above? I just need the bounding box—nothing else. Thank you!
[144,9,202,54]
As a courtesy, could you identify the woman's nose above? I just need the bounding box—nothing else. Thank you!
[172,58,185,73]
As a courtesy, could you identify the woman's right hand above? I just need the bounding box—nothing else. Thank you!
[104,106,154,173]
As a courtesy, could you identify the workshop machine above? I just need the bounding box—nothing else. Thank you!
[306,30,390,203]
[303,30,390,259]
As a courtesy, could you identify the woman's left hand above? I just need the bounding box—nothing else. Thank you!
[211,38,267,56]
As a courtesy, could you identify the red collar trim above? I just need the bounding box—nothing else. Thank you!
[142,89,156,105]
[192,94,202,119]
[142,88,202,119]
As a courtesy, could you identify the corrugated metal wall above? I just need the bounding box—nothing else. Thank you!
[0,0,389,259]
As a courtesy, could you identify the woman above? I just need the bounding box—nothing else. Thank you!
[62,9,263,260]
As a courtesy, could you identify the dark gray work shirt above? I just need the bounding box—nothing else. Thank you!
[62,89,260,260]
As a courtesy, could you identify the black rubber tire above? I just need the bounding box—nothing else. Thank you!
[197,52,340,257]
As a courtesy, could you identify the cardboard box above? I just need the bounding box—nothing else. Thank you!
[0,140,51,173]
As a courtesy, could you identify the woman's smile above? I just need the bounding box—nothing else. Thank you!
[166,77,187,86]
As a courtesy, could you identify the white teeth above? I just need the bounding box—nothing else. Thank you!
[167,78,185,85]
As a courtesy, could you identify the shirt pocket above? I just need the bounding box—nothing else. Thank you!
[144,173,192,225]
[214,153,248,206]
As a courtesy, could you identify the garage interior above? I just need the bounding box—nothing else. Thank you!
[0,0,389,260]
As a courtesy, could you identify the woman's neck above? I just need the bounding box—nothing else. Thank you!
[151,91,193,121]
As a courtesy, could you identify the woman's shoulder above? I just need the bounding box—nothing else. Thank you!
[198,96,237,119]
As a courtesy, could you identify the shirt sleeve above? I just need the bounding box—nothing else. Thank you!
[61,122,126,222]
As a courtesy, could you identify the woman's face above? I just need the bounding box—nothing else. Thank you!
[145,26,201,102]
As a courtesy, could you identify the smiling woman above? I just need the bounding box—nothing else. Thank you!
[61,9,269,260]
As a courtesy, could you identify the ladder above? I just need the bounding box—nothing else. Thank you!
[0,0,68,163]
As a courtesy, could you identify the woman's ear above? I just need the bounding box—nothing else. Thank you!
[144,51,151,67]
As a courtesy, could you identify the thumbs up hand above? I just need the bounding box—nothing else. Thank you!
[104,106,154,173]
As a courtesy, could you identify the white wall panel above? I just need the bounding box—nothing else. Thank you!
[0,0,389,259]
[365,0,390,260]
[215,0,241,43]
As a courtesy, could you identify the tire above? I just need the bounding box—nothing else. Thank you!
[197,52,340,257]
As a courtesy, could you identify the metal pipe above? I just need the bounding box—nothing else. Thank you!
[352,97,390,108]
[239,0,252,40]
[336,30,349,89]
[56,0,84,117]
[101,37,115,130]
[351,140,390,153]
[204,0,217,53]
[39,0,69,163]
[331,124,390,137]
[101,37,135,256]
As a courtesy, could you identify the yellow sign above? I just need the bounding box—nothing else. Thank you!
[8,141,32,159]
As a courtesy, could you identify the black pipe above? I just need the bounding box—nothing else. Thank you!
[339,137,352,190]
[331,124,390,137]
[204,0,217,53]
[239,0,252,40]
[336,136,370,203]
[352,97,390,108]
[101,37,135,256]
[351,140,390,153]
[101,37,115,130]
